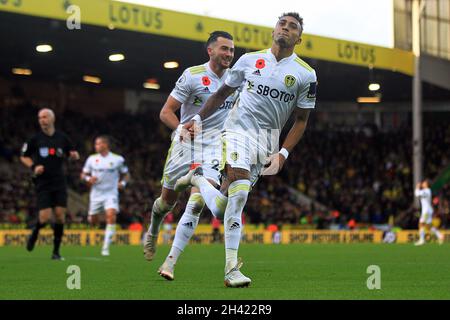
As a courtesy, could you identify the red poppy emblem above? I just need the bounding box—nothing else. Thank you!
[202,76,211,86]
[255,59,265,69]
[49,148,55,155]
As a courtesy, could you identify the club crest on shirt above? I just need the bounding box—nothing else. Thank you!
[39,147,49,158]
[284,75,296,88]
[230,152,239,161]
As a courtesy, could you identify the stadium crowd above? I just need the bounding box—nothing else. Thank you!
[1,102,449,229]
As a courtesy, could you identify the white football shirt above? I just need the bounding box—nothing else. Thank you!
[82,152,128,197]
[224,48,317,149]
[415,188,434,215]
[170,62,238,132]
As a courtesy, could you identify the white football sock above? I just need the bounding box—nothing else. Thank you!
[103,224,116,250]
[223,179,251,274]
[170,193,204,263]
[225,248,238,274]
[431,227,442,239]
[148,197,176,236]
[192,175,227,219]
[419,228,426,241]
[167,246,182,264]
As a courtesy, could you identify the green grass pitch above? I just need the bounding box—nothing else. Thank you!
[1,244,449,299]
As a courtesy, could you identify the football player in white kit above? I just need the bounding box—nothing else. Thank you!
[143,31,239,280]
[414,179,444,246]
[81,135,130,256]
[177,13,317,287]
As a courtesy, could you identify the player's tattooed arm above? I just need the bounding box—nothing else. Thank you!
[281,108,310,153]
[198,84,237,120]
[263,108,310,176]
[181,84,237,139]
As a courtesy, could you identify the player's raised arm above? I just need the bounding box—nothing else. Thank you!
[181,84,237,136]
[198,84,237,120]
[183,53,246,132]
[414,183,422,197]
[160,96,182,130]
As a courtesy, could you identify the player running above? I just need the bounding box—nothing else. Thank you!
[81,135,130,256]
[176,12,317,287]
[143,31,239,280]
[414,179,444,246]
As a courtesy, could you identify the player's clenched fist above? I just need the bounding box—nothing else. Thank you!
[262,153,286,176]
[180,120,202,142]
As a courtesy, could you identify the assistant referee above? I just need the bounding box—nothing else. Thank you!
[20,108,80,260]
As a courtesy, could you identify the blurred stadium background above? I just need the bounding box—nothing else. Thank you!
[1,0,450,247]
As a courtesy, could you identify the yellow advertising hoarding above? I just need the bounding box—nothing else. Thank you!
[2,229,447,246]
[0,230,142,246]
[0,229,387,246]
[0,0,413,75]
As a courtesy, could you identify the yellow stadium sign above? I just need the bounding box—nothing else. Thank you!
[281,230,384,244]
[395,231,450,244]
[0,229,386,246]
[0,0,414,75]
[2,229,449,246]
[0,230,142,246]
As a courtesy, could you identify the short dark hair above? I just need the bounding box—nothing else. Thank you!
[278,12,304,32]
[205,30,233,48]
[96,135,110,146]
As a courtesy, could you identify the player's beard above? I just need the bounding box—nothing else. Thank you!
[221,59,231,69]
[275,35,292,49]
[275,36,290,49]
[215,55,231,69]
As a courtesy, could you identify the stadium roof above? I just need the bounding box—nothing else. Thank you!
[1,0,449,102]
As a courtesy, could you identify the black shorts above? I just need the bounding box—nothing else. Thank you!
[36,188,68,210]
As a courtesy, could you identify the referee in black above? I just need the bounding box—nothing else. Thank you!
[20,108,80,260]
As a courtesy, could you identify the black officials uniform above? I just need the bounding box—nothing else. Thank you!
[21,130,76,210]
